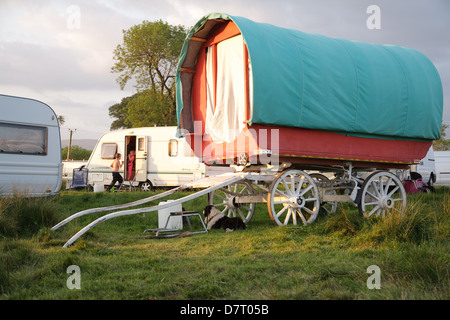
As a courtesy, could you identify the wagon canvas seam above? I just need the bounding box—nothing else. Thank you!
[384,46,410,138]
[332,37,360,134]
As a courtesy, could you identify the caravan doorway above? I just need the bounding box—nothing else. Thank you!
[123,136,136,181]
[124,135,136,181]
[125,135,147,183]
[204,34,252,143]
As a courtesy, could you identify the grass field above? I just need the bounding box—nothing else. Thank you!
[0,186,448,300]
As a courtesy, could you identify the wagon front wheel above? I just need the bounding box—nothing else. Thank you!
[267,169,320,226]
[358,171,407,218]
[208,181,256,224]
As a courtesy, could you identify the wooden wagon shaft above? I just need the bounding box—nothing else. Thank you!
[52,173,249,231]
[59,173,248,248]
[234,193,267,204]
[320,194,354,203]
[232,188,354,204]
[235,193,353,204]
[51,186,185,231]
[234,194,312,204]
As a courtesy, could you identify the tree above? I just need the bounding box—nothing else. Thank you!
[108,95,133,130]
[433,123,450,151]
[57,115,65,126]
[61,145,92,161]
[125,90,176,127]
[109,20,187,130]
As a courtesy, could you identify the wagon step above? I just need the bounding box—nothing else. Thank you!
[142,211,208,238]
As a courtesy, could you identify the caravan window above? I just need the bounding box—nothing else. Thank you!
[101,143,117,159]
[138,138,145,151]
[168,139,178,157]
[0,122,47,155]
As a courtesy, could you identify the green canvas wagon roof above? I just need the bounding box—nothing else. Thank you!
[176,13,443,141]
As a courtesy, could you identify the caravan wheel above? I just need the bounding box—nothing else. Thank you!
[267,169,320,226]
[358,171,406,218]
[208,181,256,224]
[139,180,153,192]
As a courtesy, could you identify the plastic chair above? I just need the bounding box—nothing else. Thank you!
[71,167,89,190]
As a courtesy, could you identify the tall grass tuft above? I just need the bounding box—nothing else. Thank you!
[321,204,365,236]
[0,194,59,238]
[403,243,449,286]
[0,240,40,292]
[364,200,432,244]
[321,190,449,246]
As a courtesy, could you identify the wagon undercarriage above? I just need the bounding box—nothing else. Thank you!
[53,162,407,247]
[208,163,407,227]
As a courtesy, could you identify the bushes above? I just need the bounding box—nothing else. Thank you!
[0,195,59,238]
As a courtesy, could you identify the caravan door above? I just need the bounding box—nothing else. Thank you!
[135,136,148,182]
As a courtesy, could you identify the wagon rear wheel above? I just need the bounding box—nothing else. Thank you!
[208,181,256,224]
[267,169,320,226]
[358,171,407,218]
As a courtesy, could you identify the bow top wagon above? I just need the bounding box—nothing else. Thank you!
[54,13,443,247]
[175,13,443,222]
[176,13,442,168]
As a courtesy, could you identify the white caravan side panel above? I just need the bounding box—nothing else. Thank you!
[434,151,450,186]
[0,94,62,196]
[146,134,204,186]
[411,146,435,183]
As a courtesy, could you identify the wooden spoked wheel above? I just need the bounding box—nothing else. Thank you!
[208,181,256,224]
[358,171,407,218]
[267,169,320,226]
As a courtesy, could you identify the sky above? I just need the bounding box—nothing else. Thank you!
[1,0,449,142]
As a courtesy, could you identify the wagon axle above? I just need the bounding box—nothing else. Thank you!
[209,167,407,226]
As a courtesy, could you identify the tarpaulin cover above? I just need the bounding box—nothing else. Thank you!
[176,13,443,141]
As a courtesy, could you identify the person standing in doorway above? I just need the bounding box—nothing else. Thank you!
[107,153,123,192]
[127,150,135,180]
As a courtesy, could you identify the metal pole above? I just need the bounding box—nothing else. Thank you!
[67,129,76,160]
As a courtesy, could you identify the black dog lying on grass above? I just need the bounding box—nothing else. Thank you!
[203,205,246,232]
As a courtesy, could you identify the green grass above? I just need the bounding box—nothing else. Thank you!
[0,187,448,300]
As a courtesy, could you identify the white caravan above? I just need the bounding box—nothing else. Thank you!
[434,151,450,186]
[0,94,62,196]
[410,146,436,184]
[84,127,206,190]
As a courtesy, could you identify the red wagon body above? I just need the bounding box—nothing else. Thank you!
[184,125,431,170]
